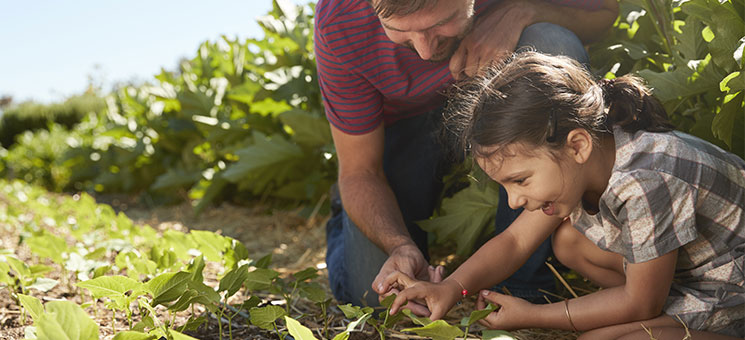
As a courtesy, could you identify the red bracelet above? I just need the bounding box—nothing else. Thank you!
[452,278,468,298]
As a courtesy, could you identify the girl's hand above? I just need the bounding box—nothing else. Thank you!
[476,290,535,330]
[384,271,462,320]
[378,265,445,316]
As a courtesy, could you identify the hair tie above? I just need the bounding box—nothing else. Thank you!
[600,78,617,90]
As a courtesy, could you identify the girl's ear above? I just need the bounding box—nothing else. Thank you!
[564,128,593,164]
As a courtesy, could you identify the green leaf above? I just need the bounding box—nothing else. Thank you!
[713,91,744,148]
[186,255,205,283]
[465,303,498,326]
[292,267,318,282]
[285,316,319,340]
[254,253,273,268]
[299,284,328,303]
[218,264,249,298]
[27,278,58,293]
[481,329,518,340]
[145,271,191,307]
[221,132,303,183]
[720,71,745,92]
[244,268,279,291]
[5,255,31,279]
[418,180,499,256]
[338,304,364,319]
[17,294,43,321]
[402,309,433,326]
[401,320,463,340]
[36,301,99,340]
[0,261,11,285]
[638,55,725,102]
[76,275,142,300]
[112,331,158,340]
[26,233,68,264]
[279,109,332,147]
[190,230,228,262]
[250,305,287,330]
[150,168,202,191]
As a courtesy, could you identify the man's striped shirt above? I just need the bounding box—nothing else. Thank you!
[314,0,605,135]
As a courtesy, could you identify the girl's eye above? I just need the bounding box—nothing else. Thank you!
[514,178,526,184]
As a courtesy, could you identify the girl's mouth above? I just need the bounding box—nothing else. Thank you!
[541,202,555,216]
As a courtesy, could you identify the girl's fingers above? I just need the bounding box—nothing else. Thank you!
[389,288,415,315]
[381,271,415,292]
[480,289,503,304]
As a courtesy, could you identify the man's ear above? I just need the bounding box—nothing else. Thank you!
[564,128,593,164]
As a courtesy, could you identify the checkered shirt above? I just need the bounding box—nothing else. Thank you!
[570,126,745,337]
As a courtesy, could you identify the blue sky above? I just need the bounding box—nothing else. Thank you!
[0,0,302,103]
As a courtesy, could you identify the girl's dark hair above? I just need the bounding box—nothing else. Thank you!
[446,51,673,159]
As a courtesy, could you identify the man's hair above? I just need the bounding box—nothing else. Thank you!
[369,0,439,18]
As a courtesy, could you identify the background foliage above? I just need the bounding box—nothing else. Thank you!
[1,0,743,253]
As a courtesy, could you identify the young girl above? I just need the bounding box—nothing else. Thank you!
[383,52,744,339]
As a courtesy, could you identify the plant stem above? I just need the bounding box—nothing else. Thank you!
[643,0,673,56]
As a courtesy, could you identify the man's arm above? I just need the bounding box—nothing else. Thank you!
[450,0,619,78]
[330,124,432,284]
[330,124,414,255]
[523,0,619,43]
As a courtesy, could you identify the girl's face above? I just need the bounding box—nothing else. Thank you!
[476,144,586,218]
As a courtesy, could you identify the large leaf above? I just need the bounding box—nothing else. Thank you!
[36,301,99,340]
[190,230,228,262]
[144,271,191,307]
[713,91,744,149]
[401,320,463,340]
[221,132,303,183]
[244,268,280,291]
[76,275,142,300]
[217,264,249,298]
[418,180,499,256]
[638,54,725,102]
[285,316,319,340]
[279,109,332,147]
[17,294,43,321]
[250,305,287,330]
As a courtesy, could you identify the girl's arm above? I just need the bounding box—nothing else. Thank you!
[477,248,678,331]
[387,209,562,319]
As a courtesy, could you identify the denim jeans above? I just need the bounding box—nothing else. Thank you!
[326,23,590,307]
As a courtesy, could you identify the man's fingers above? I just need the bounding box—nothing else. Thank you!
[449,45,467,80]
[430,265,445,283]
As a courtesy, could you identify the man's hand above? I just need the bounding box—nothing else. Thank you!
[450,0,538,79]
[372,244,444,315]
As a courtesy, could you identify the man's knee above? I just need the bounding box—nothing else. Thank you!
[517,22,589,65]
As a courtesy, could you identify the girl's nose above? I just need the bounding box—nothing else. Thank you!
[507,192,527,210]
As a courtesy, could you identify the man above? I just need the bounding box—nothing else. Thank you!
[315,0,618,312]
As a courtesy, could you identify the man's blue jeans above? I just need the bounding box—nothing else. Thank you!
[326,23,590,307]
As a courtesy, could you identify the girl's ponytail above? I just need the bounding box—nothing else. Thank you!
[601,76,674,133]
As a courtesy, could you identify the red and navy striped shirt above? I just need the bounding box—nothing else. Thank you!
[314,0,604,135]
